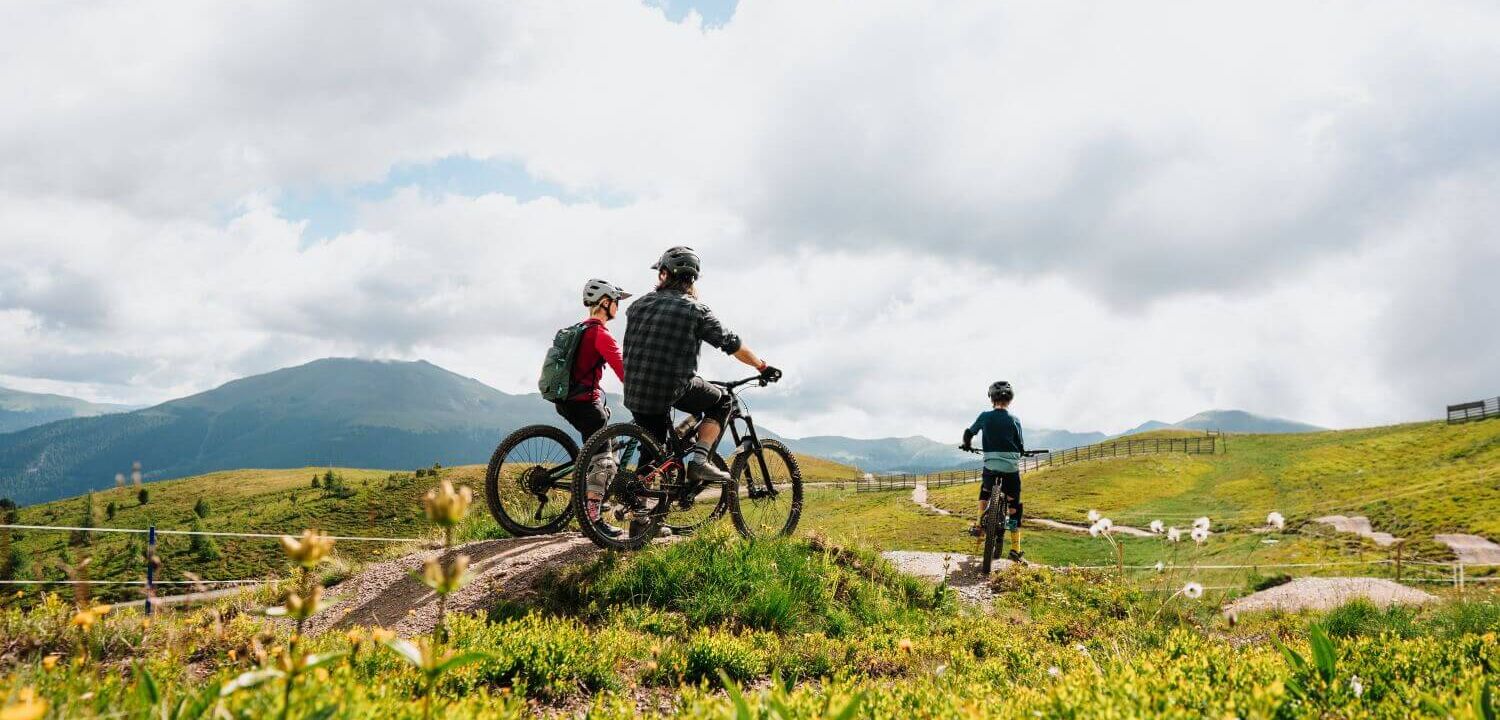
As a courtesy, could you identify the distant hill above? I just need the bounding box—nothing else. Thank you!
[0,359,563,505]
[0,386,135,435]
[1174,409,1323,434]
[1116,410,1323,437]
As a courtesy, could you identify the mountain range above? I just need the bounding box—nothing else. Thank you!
[0,386,135,434]
[0,358,1325,505]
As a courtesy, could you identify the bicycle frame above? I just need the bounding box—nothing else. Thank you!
[628,375,779,507]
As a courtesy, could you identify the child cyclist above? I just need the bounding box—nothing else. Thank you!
[961,381,1026,561]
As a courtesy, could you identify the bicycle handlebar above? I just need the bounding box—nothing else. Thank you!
[960,446,1050,457]
[712,374,779,391]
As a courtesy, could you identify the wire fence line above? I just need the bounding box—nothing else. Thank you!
[853,433,1222,493]
[0,523,427,543]
[0,521,429,612]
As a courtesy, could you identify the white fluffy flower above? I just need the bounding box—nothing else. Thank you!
[1087,509,1101,523]
[1183,582,1204,599]
[1149,519,1164,534]
[1267,511,1286,530]
[1167,527,1182,542]
[1047,666,1061,678]
[1088,522,1102,537]
[1191,527,1210,545]
[1154,561,1165,572]
[1098,518,1113,532]
[1193,516,1211,531]
[1350,675,1363,698]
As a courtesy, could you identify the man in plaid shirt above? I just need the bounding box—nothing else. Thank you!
[624,246,781,485]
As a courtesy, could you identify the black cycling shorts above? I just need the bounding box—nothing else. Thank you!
[979,469,1022,518]
[555,398,610,445]
[631,376,733,444]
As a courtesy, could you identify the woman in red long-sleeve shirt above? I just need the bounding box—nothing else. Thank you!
[557,279,630,444]
[562,279,631,532]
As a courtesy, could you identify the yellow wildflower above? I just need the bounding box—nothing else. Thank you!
[0,687,47,720]
[371,627,395,644]
[70,608,99,631]
[423,480,473,527]
[279,530,334,568]
[40,655,58,670]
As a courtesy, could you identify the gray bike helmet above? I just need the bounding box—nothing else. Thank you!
[650,246,701,278]
[988,381,1014,402]
[582,278,632,306]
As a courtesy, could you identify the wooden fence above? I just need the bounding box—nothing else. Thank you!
[854,433,1221,492]
[1448,396,1499,425]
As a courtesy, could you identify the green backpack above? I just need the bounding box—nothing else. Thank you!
[538,322,589,402]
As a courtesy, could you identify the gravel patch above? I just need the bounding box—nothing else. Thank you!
[1434,533,1500,565]
[1314,515,1401,546]
[880,550,1016,608]
[1223,577,1436,616]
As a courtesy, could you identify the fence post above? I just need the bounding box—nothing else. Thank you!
[145,525,157,616]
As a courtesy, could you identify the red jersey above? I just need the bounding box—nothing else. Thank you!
[568,318,624,402]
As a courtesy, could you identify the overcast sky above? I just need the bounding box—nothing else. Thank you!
[2,1,1498,439]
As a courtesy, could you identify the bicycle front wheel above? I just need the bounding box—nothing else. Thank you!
[572,423,667,551]
[484,425,577,536]
[728,439,803,539]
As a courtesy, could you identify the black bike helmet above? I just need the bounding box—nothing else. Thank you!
[988,381,1014,403]
[651,246,701,278]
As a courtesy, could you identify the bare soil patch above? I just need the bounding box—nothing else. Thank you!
[1223,577,1436,616]
[1434,533,1500,565]
[1313,515,1401,547]
[304,534,600,637]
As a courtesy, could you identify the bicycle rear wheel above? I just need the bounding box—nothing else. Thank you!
[728,439,803,539]
[663,452,730,536]
[981,495,1006,574]
[484,425,576,536]
[572,423,667,551]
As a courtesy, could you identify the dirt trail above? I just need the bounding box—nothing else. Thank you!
[1224,577,1436,616]
[1314,515,1401,547]
[1434,534,1500,565]
[304,534,600,637]
[911,481,1154,537]
[880,550,1010,608]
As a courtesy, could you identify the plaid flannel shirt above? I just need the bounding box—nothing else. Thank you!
[622,289,742,414]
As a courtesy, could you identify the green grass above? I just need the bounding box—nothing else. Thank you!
[2,534,1497,718]
[3,466,482,600]
[926,421,1500,563]
[540,525,945,635]
[2,451,859,600]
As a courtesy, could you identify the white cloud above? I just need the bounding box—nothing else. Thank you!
[1,0,1497,436]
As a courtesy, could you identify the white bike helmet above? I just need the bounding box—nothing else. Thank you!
[583,279,632,306]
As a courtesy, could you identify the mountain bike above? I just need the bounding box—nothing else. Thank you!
[482,423,727,537]
[961,447,1048,574]
[571,374,802,550]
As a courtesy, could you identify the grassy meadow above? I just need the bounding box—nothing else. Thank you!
[1,529,1497,718]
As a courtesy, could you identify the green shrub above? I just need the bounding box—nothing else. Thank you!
[448,613,620,700]
[544,528,942,635]
[1422,599,1500,639]
[683,629,766,686]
